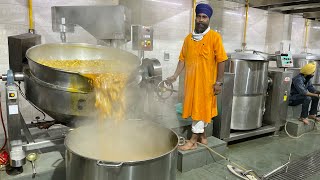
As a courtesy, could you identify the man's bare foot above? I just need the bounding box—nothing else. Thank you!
[308,115,320,122]
[198,134,208,145]
[198,133,208,145]
[199,138,208,145]
[299,118,310,125]
[178,141,197,151]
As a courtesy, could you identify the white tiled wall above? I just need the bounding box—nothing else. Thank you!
[308,20,320,54]
[291,15,307,54]
[1,0,320,137]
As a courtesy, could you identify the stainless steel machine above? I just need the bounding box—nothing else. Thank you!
[131,25,162,88]
[1,43,174,180]
[213,51,293,142]
[51,6,163,118]
[51,5,131,46]
[0,6,170,180]
[264,69,293,132]
[228,52,269,130]
[130,25,166,118]
[1,43,140,167]
[25,43,141,123]
[54,6,163,118]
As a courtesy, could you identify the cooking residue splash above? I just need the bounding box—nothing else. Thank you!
[37,59,132,120]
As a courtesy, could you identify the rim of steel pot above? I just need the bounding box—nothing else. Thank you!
[292,53,320,61]
[64,120,179,166]
[229,52,268,61]
[26,43,141,74]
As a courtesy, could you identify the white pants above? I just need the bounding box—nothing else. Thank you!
[191,121,208,134]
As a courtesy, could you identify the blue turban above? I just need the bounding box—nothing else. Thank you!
[196,3,213,18]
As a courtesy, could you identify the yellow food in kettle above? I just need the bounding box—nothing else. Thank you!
[37,59,128,120]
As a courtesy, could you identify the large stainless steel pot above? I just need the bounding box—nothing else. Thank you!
[24,43,140,124]
[227,52,269,130]
[65,120,178,180]
[291,53,320,89]
[292,53,318,68]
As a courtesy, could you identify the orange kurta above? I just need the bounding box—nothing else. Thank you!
[179,30,228,123]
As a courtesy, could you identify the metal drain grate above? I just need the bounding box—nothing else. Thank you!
[266,150,320,180]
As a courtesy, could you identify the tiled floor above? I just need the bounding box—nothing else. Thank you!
[177,129,320,180]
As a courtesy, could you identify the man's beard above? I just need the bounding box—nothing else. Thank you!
[306,74,314,82]
[195,22,209,33]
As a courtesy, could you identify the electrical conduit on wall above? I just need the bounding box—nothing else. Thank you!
[191,0,196,32]
[304,19,310,53]
[242,0,249,50]
[28,0,34,33]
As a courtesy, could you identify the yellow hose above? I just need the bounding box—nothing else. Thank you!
[191,0,196,32]
[196,142,249,171]
[304,19,310,52]
[196,141,260,179]
[181,139,251,173]
[242,0,249,50]
[28,0,34,33]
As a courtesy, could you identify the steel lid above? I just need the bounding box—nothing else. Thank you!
[229,52,267,61]
[292,53,320,60]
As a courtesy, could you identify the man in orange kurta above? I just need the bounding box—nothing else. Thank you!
[167,3,228,150]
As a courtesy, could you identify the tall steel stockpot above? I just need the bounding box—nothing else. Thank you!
[227,52,269,130]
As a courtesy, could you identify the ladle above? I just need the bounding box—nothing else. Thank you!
[26,153,38,178]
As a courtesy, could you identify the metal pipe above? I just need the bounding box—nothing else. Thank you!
[1,74,7,81]
[14,73,24,81]
[304,19,310,53]
[262,154,291,179]
[28,0,34,34]
[60,17,66,43]
[262,161,290,179]
[0,73,24,82]
[22,137,65,151]
[138,50,145,61]
[242,0,249,50]
[60,32,66,43]
[191,0,196,32]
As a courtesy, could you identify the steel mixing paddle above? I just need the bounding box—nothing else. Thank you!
[26,153,38,178]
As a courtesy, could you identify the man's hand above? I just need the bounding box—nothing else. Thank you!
[166,75,177,85]
[306,92,320,98]
[213,84,222,95]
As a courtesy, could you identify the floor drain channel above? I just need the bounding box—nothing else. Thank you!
[266,150,320,180]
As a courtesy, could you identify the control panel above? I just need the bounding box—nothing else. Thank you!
[264,70,293,128]
[132,25,153,51]
[276,52,293,68]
